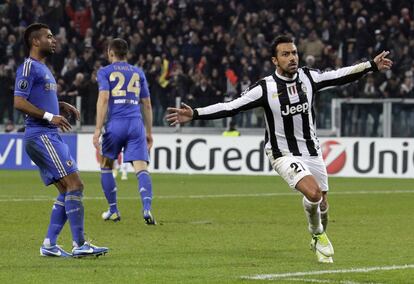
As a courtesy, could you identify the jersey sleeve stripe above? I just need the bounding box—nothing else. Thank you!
[23,59,33,77]
[298,90,318,156]
[261,79,282,158]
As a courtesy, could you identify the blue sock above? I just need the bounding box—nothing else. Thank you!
[44,193,67,247]
[101,168,118,213]
[65,190,85,247]
[137,170,153,211]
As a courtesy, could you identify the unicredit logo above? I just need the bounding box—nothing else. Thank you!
[321,140,346,174]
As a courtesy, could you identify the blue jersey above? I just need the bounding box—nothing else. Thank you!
[14,58,77,184]
[14,57,59,132]
[97,62,150,120]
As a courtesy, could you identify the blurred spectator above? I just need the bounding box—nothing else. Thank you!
[61,72,84,106]
[238,75,252,127]
[298,31,324,64]
[148,56,168,126]
[81,70,98,125]
[61,47,79,82]
[65,0,92,38]
[191,76,215,126]
[357,75,381,136]
[222,120,240,137]
[0,64,14,124]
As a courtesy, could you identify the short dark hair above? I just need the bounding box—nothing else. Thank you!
[24,23,50,49]
[270,35,294,57]
[108,38,129,58]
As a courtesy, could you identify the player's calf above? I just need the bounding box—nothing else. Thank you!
[320,200,329,231]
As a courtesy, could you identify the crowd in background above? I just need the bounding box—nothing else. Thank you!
[0,0,413,136]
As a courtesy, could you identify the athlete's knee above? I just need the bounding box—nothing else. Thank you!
[63,172,84,192]
[133,160,148,173]
[305,186,322,202]
[66,182,84,192]
[100,157,114,169]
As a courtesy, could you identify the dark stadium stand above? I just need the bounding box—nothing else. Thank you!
[0,0,413,136]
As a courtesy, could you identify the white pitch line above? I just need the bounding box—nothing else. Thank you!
[285,278,332,283]
[0,190,413,202]
[242,264,414,280]
[285,278,382,284]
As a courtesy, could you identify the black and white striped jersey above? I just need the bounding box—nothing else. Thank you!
[193,61,378,158]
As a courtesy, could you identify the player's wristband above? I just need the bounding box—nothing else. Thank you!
[369,60,379,72]
[43,112,54,122]
[192,109,199,120]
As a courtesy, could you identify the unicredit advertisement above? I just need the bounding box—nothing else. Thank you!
[1,133,413,178]
[75,134,413,178]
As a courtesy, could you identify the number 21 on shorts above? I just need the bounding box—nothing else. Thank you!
[290,162,306,174]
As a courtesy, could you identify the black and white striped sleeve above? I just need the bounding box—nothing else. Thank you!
[304,61,378,91]
[193,81,265,120]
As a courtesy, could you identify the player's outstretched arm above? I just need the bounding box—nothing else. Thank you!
[59,101,80,121]
[307,50,393,91]
[166,83,264,125]
[166,103,194,126]
[14,96,72,132]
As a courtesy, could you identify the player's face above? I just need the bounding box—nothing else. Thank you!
[37,28,56,56]
[272,43,299,76]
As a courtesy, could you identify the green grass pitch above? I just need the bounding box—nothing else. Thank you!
[0,170,413,283]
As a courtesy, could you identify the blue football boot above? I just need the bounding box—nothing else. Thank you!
[40,245,72,258]
[143,210,156,225]
[72,242,109,258]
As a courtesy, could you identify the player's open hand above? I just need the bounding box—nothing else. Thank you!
[51,115,72,132]
[373,51,393,71]
[59,101,80,121]
[166,103,194,126]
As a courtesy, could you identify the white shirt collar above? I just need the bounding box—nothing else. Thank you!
[275,70,298,82]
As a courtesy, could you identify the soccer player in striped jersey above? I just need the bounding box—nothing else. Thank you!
[14,23,108,258]
[93,38,155,225]
[166,35,392,263]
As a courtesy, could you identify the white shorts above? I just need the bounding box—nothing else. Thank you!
[266,150,329,192]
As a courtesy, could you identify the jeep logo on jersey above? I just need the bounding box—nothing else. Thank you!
[281,102,309,116]
[18,79,28,90]
[321,140,346,174]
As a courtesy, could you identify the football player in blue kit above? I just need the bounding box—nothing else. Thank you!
[14,23,108,258]
[93,38,155,225]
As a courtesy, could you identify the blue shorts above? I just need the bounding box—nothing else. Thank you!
[25,132,78,186]
[101,118,149,163]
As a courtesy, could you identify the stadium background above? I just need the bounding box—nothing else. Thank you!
[0,1,414,283]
